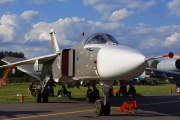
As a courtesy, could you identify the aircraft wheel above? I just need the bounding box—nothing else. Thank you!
[43,93,49,103]
[103,102,110,116]
[36,89,41,103]
[176,87,180,93]
[95,101,104,116]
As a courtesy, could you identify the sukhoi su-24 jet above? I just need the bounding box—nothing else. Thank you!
[0,28,173,116]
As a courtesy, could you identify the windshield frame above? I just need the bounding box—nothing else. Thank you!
[105,34,119,44]
[84,33,119,45]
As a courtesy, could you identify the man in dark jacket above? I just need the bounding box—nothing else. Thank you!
[118,84,127,97]
[128,84,136,98]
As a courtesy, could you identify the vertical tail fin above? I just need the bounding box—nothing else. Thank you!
[49,28,60,54]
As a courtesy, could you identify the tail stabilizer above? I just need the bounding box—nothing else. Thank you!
[49,28,60,54]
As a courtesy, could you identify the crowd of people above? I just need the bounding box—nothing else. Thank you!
[28,82,136,101]
[109,83,136,98]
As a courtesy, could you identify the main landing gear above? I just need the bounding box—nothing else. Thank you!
[36,79,54,103]
[36,87,49,103]
[95,86,110,116]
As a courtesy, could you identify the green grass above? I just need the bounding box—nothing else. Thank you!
[0,83,176,104]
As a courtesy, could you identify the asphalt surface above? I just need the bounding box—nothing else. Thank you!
[0,93,180,120]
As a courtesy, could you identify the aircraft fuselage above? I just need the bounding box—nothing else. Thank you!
[49,33,147,85]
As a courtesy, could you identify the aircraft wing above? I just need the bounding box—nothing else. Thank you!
[0,54,58,68]
[146,68,180,83]
[0,54,58,80]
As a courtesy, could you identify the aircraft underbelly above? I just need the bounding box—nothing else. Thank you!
[117,63,146,80]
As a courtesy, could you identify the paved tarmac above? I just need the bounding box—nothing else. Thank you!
[0,93,180,120]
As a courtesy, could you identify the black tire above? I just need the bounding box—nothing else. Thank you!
[103,102,110,116]
[95,101,104,116]
[43,93,49,103]
[36,89,41,103]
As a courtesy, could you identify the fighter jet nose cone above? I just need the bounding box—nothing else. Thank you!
[97,46,147,80]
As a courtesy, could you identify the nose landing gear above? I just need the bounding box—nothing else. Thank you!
[95,86,111,116]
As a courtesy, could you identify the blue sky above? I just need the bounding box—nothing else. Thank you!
[0,0,180,58]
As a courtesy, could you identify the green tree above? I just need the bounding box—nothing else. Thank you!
[150,60,160,68]
[0,51,5,66]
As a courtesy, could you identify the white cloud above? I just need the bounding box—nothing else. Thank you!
[140,38,159,50]
[109,8,134,21]
[0,14,20,42]
[0,13,123,52]
[145,0,156,7]
[82,0,156,21]
[0,13,18,26]
[24,21,50,42]
[125,0,142,9]
[16,45,51,58]
[120,0,156,10]
[138,23,150,27]
[87,21,123,31]
[24,17,123,47]
[167,0,180,17]
[112,24,180,57]
[94,3,118,13]
[82,0,102,5]
[26,0,51,4]
[94,3,109,13]
[0,13,31,42]
[20,10,40,21]
[164,32,180,46]
[0,0,14,8]
[83,0,156,10]
[24,17,87,46]
[0,24,14,42]
[1,11,180,58]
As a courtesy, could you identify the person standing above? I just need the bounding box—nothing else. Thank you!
[86,86,93,102]
[62,84,71,98]
[127,84,136,98]
[118,83,127,97]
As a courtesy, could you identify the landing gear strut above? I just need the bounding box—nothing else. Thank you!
[36,87,49,103]
[36,88,41,103]
[95,86,110,116]
[36,77,54,103]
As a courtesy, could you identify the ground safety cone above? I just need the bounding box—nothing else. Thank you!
[20,94,24,103]
[170,88,172,93]
[116,100,137,114]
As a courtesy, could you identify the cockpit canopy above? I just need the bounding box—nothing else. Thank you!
[84,33,119,45]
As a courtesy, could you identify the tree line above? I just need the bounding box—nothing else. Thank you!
[0,51,37,83]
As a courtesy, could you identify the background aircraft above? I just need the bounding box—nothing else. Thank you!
[133,71,147,85]
[0,28,173,116]
[146,57,180,93]
[120,70,156,86]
